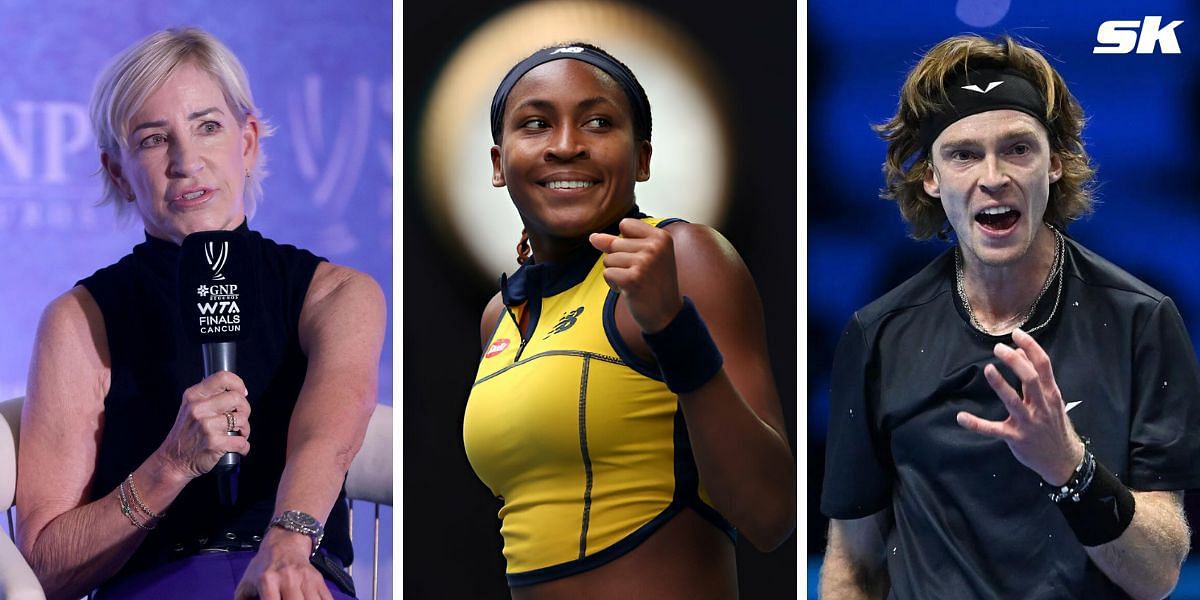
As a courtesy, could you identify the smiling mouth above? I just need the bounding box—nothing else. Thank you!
[975,206,1020,232]
[542,180,595,190]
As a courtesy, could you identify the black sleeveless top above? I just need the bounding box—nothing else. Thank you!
[77,223,352,579]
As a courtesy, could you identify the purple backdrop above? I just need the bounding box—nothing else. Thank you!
[0,2,392,598]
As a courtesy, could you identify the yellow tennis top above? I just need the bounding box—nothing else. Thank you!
[463,216,733,587]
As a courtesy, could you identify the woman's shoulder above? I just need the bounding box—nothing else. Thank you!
[35,285,109,374]
[660,221,751,290]
[303,262,385,313]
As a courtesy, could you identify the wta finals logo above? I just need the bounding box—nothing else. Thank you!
[194,241,240,335]
[205,240,229,281]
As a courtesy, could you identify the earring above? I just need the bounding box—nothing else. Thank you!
[245,169,251,179]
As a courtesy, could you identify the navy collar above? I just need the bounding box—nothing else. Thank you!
[500,207,645,307]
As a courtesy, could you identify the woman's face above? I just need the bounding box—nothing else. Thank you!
[490,59,651,246]
[105,61,259,244]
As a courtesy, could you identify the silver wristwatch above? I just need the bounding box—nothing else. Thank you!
[268,510,324,557]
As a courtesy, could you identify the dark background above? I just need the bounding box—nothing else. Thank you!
[807,0,1200,591]
[403,0,798,598]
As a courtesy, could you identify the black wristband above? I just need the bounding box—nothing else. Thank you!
[642,296,724,394]
[1054,458,1136,547]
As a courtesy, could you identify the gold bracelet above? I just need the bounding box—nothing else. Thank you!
[125,473,165,520]
[117,480,154,530]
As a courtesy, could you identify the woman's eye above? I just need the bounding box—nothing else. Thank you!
[1010,143,1031,155]
[139,134,167,149]
[584,117,611,128]
[521,118,548,129]
[200,120,223,134]
[950,150,974,161]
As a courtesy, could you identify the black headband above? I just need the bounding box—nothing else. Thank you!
[918,67,1049,151]
[489,44,652,144]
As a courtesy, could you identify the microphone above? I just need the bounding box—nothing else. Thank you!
[177,230,258,506]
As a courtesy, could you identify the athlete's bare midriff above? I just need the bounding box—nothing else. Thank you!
[510,508,738,600]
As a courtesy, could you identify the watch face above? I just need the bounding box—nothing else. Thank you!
[288,511,318,529]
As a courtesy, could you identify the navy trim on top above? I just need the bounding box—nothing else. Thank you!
[477,308,508,362]
[506,499,686,587]
[603,290,662,380]
[599,216,689,382]
[672,408,737,542]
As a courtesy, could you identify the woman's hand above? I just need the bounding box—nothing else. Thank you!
[234,528,332,600]
[589,218,684,333]
[154,370,252,481]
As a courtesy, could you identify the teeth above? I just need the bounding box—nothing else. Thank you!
[545,180,593,190]
[979,206,1013,216]
[183,190,205,200]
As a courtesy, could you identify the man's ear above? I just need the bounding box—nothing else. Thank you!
[1048,153,1063,184]
[923,162,941,198]
[491,146,505,187]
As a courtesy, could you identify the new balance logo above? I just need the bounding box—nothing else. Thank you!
[544,306,584,340]
[1094,17,1183,54]
[961,81,1004,94]
[551,47,585,55]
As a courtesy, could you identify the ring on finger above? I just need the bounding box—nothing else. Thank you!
[225,411,238,433]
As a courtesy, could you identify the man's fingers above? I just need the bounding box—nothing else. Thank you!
[956,411,1013,440]
[994,343,1040,389]
[1011,327,1059,387]
[983,363,1027,420]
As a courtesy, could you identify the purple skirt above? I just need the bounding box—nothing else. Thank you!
[93,550,356,599]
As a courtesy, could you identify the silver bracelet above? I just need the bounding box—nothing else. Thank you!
[125,473,165,520]
[117,480,155,530]
[1045,448,1097,504]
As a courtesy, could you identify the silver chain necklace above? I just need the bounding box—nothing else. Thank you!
[955,224,1065,336]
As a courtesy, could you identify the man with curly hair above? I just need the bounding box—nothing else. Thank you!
[819,34,1200,599]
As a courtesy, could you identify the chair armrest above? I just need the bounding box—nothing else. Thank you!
[0,526,45,600]
[345,404,392,506]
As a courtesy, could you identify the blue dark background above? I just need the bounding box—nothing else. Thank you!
[808,0,1200,595]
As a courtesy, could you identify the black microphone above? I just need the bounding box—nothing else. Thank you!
[177,229,258,506]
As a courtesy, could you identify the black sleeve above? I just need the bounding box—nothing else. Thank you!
[1127,296,1200,490]
[820,312,893,519]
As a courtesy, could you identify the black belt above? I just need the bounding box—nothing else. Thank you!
[168,532,356,597]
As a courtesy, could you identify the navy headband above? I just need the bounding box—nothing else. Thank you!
[918,67,1049,151]
[489,44,652,144]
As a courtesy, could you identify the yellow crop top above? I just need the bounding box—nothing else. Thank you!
[463,215,734,587]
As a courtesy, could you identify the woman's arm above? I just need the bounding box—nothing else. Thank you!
[235,262,386,599]
[18,287,248,599]
[590,219,796,550]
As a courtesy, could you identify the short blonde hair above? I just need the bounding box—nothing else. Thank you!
[89,27,274,220]
[875,34,1095,240]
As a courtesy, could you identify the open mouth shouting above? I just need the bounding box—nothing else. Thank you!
[975,205,1020,234]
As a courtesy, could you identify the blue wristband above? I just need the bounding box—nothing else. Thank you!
[642,297,724,394]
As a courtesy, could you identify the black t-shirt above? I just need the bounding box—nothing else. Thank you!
[821,237,1200,599]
